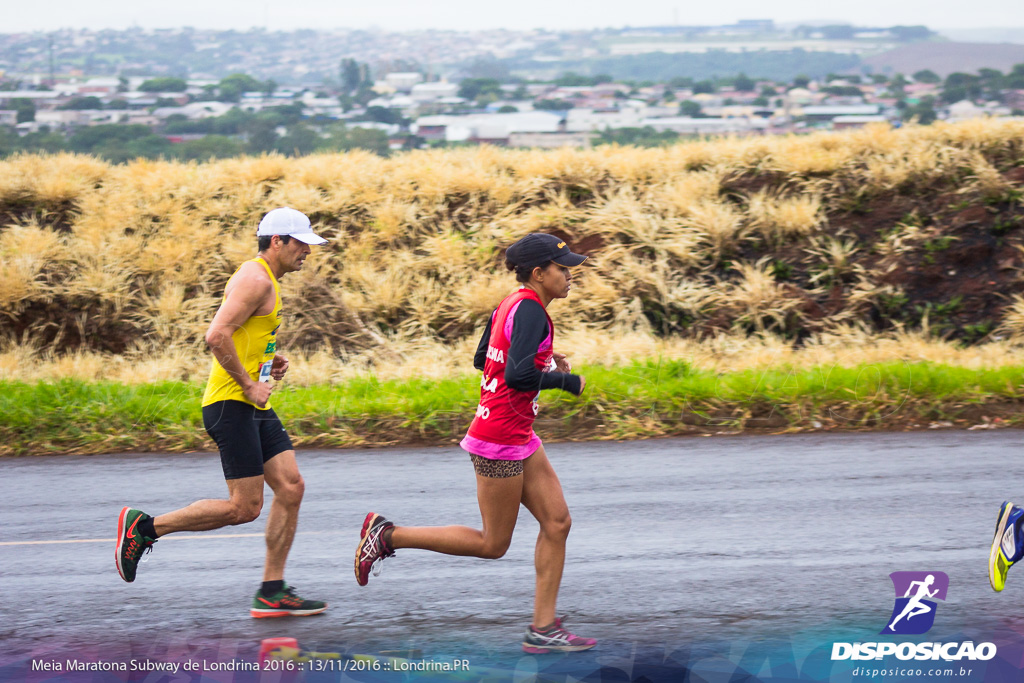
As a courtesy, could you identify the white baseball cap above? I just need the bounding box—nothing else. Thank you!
[257,207,327,245]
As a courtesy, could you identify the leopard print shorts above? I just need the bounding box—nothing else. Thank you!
[469,454,526,478]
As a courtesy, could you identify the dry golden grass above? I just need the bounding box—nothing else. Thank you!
[1,119,1022,377]
[5,324,1023,386]
[746,189,825,244]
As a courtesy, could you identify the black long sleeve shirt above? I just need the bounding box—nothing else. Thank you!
[473,299,583,396]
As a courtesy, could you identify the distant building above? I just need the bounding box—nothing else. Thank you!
[410,82,459,102]
[413,111,562,143]
[566,107,646,131]
[642,116,768,135]
[832,115,889,130]
[384,72,424,92]
[800,104,881,121]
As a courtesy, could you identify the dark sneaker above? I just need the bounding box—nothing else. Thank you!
[355,512,395,586]
[251,585,327,618]
[522,618,597,654]
[990,501,1024,592]
[115,506,156,583]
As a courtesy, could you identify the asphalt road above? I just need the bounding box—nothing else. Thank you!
[4,431,1024,681]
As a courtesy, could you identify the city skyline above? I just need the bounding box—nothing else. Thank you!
[4,0,1023,33]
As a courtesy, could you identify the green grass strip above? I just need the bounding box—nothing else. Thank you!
[3,360,1023,456]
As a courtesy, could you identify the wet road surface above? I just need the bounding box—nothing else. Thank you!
[4,431,1024,679]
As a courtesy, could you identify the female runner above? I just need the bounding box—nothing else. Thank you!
[354,232,595,653]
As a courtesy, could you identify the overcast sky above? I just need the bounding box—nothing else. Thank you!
[5,0,1023,33]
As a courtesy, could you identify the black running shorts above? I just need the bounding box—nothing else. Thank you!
[202,400,294,480]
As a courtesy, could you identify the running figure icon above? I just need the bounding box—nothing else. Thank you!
[888,574,938,631]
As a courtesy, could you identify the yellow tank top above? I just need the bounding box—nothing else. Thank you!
[202,257,282,410]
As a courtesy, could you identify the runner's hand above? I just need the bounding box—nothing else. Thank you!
[244,381,274,408]
[271,355,289,380]
[553,352,571,373]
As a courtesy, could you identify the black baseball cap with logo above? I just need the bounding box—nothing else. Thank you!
[505,233,588,269]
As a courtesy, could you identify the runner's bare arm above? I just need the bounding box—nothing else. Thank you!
[205,265,275,407]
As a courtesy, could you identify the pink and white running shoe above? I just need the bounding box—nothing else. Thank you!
[522,617,597,653]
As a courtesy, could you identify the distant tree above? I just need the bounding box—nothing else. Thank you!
[260,103,304,126]
[275,125,320,157]
[343,127,391,156]
[596,126,679,147]
[497,105,518,113]
[458,78,502,101]
[943,72,982,103]
[978,68,1004,97]
[534,98,574,110]
[172,135,244,161]
[791,75,810,88]
[870,74,888,84]
[823,85,863,96]
[752,96,770,106]
[901,96,937,124]
[217,73,271,102]
[593,74,613,84]
[67,124,172,162]
[8,129,66,155]
[678,100,703,117]
[58,96,104,110]
[668,77,694,89]
[340,58,371,92]
[245,119,279,153]
[554,72,594,87]
[1006,63,1024,88]
[0,125,21,156]
[362,105,405,125]
[732,73,756,92]
[820,25,854,40]
[11,98,35,123]
[320,123,390,156]
[692,80,716,94]
[139,77,187,92]
[760,85,777,96]
[890,25,932,41]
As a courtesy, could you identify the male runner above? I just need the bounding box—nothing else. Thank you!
[116,207,329,618]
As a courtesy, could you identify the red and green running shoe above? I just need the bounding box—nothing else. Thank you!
[251,584,327,618]
[115,506,156,583]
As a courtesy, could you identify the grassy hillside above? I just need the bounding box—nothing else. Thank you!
[1,120,1023,454]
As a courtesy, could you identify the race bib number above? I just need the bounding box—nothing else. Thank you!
[258,360,274,383]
